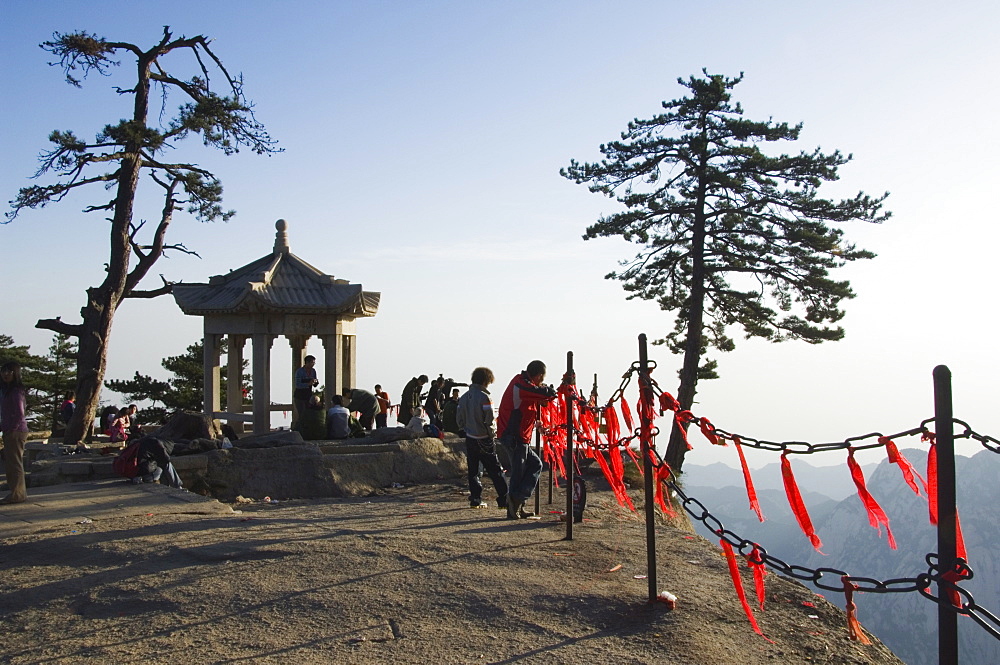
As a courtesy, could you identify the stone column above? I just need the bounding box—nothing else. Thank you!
[342,334,357,390]
[288,334,309,422]
[251,333,274,435]
[226,334,247,434]
[321,333,342,405]
[203,331,222,417]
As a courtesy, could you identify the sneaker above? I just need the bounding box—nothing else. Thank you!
[496,497,508,510]
[469,500,487,509]
[517,507,535,519]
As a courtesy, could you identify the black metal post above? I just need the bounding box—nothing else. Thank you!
[638,334,657,602]
[564,351,574,541]
[933,365,958,665]
[548,448,553,505]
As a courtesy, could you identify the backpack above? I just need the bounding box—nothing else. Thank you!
[112,440,143,479]
[423,424,444,439]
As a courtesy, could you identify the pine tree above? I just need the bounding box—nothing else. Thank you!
[562,71,890,470]
[6,27,279,446]
[37,333,78,431]
[105,340,249,424]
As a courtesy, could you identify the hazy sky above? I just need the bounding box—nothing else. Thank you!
[2,1,997,468]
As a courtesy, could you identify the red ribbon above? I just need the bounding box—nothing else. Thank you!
[748,544,767,611]
[842,576,872,644]
[721,540,772,642]
[927,440,938,525]
[604,404,620,448]
[781,452,823,552]
[880,436,927,497]
[674,410,693,450]
[652,457,674,517]
[734,438,764,522]
[699,417,723,446]
[594,448,635,510]
[847,448,897,549]
[659,391,680,413]
[619,397,634,433]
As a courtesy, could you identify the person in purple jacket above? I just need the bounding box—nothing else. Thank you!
[0,361,29,504]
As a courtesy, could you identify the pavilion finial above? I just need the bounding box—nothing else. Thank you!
[274,219,289,254]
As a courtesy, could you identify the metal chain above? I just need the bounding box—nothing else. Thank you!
[568,360,1000,641]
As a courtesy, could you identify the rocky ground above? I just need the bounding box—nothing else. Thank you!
[0,471,909,665]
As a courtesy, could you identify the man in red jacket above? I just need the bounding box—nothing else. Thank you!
[497,360,556,520]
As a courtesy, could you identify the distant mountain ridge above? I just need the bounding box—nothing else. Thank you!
[681,456,880,502]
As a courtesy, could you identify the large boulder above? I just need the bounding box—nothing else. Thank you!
[152,412,222,442]
[234,429,305,448]
[204,445,336,501]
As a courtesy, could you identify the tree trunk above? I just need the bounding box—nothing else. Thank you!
[59,54,151,446]
[664,138,709,472]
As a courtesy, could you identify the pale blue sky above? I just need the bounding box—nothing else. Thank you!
[2,1,997,467]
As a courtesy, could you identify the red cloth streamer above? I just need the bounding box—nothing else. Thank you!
[721,540,772,642]
[620,397,634,433]
[927,440,938,525]
[781,452,823,552]
[842,577,873,644]
[939,514,971,609]
[847,448,897,549]
[880,436,927,497]
[734,438,764,522]
[659,391,680,413]
[748,545,767,611]
[674,410,693,450]
[593,448,635,510]
[699,417,723,446]
[652,457,674,517]
[604,404,621,449]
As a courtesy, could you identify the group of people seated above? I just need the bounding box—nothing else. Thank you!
[295,389,376,440]
[99,404,143,443]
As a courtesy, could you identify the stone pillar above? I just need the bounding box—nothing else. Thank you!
[226,334,247,434]
[342,334,357,390]
[321,333,342,404]
[203,331,222,417]
[251,333,274,435]
[288,334,309,421]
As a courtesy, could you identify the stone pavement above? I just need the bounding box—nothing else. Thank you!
[0,479,234,539]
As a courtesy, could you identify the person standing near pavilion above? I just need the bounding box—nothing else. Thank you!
[497,360,556,520]
[398,375,428,425]
[293,355,319,422]
[456,367,508,510]
[0,362,29,504]
[374,384,390,429]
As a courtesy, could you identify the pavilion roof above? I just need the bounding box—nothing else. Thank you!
[172,220,380,317]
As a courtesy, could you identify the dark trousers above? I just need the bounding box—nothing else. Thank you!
[375,413,388,429]
[501,434,541,502]
[466,437,508,505]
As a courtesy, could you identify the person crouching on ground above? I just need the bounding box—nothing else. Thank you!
[497,360,556,520]
[456,367,508,510]
[133,436,183,488]
[406,406,429,434]
[326,395,351,439]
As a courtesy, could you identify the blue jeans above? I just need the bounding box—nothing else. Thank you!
[501,434,541,502]
[466,437,508,506]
